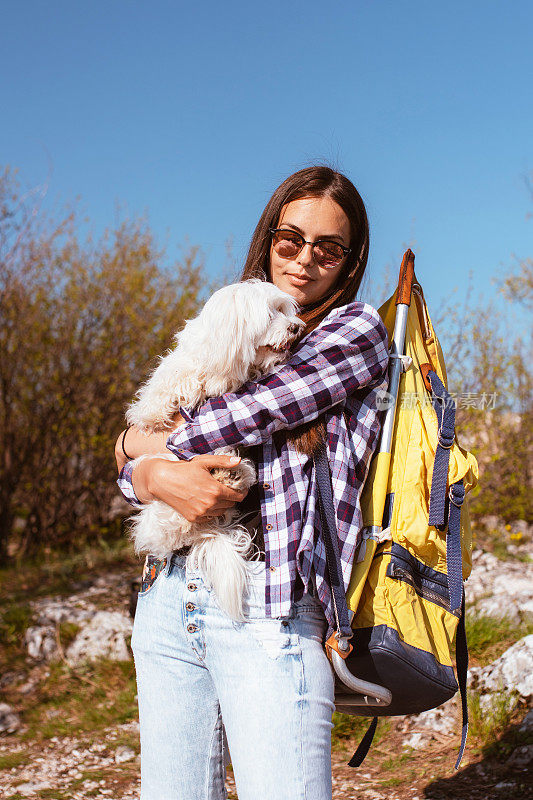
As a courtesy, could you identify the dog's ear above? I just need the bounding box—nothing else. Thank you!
[194,283,272,384]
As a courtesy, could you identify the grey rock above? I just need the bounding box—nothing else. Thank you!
[466,550,533,623]
[66,610,133,664]
[0,702,21,734]
[10,781,51,794]
[510,520,532,538]
[397,697,458,746]
[468,635,533,700]
[32,596,95,626]
[114,745,136,763]
[477,515,505,532]
[24,625,57,661]
[507,744,533,769]
[402,731,426,749]
[519,708,533,732]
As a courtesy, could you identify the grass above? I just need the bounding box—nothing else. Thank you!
[21,658,137,741]
[0,536,531,799]
[0,602,32,647]
[0,538,138,607]
[58,620,81,649]
[468,689,516,746]
[331,711,370,743]
[0,751,31,770]
[465,614,533,666]
[381,749,411,771]
[331,712,391,755]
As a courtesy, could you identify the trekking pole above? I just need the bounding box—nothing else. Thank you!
[329,249,416,707]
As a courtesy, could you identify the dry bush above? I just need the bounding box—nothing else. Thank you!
[0,167,207,563]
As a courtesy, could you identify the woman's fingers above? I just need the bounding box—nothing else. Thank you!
[192,453,242,468]
[192,454,249,502]
[145,457,249,522]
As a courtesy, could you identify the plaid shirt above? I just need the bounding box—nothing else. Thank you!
[117,301,389,634]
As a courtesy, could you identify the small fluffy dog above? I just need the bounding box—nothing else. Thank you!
[126,279,304,619]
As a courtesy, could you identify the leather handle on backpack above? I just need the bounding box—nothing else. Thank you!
[420,362,433,393]
[396,249,416,306]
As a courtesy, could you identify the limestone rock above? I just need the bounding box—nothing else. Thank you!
[468,635,533,700]
[466,550,533,624]
[0,703,21,734]
[114,745,136,763]
[66,610,133,664]
[24,625,57,662]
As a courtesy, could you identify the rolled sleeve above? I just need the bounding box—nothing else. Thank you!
[116,461,144,508]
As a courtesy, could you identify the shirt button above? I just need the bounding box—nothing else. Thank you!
[263,483,270,490]
[186,602,195,612]
[187,583,197,591]
[269,566,276,572]
[187,624,197,633]
[266,524,272,530]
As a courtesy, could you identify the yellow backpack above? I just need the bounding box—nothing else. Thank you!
[315,250,479,768]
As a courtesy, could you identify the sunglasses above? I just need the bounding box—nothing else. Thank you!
[269,228,351,269]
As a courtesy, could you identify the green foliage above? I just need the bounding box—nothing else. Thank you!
[468,690,516,745]
[0,603,32,646]
[331,711,369,742]
[381,749,411,771]
[468,406,533,524]
[331,712,389,752]
[22,659,138,741]
[58,621,81,648]
[0,751,30,770]
[465,614,533,665]
[0,167,209,563]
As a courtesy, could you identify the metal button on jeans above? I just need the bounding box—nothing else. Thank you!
[187,583,197,591]
[186,602,195,612]
[187,624,198,633]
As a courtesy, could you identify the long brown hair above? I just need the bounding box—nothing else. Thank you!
[240,165,371,456]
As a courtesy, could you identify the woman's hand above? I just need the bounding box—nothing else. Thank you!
[132,455,249,523]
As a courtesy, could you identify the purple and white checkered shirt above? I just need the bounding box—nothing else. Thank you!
[117,301,389,633]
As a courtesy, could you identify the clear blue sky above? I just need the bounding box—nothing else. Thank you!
[1,0,531,318]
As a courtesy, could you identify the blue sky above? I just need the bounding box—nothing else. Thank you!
[1,0,531,319]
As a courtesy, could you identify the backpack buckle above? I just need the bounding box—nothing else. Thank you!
[437,426,455,449]
[448,482,465,508]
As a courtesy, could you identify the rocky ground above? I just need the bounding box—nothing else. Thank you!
[0,523,532,799]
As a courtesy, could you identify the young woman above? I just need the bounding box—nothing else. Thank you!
[115,166,389,800]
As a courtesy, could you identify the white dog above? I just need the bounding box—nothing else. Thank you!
[126,279,304,619]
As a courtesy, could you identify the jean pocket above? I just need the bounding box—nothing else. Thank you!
[138,555,167,598]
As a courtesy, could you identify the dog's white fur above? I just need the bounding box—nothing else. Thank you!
[126,279,304,619]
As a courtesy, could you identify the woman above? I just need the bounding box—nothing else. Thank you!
[115,166,389,800]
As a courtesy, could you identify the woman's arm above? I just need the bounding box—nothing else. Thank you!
[115,404,246,520]
[116,302,388,511]
[114,411,187,473]
[167,302,389,459]
[118,454,247,521]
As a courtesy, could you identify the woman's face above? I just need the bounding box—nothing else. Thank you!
[269,195,352,306]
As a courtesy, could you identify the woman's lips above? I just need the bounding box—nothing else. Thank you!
[286,274,314,286]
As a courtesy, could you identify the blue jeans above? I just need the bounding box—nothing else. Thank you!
[131,553,335,800]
